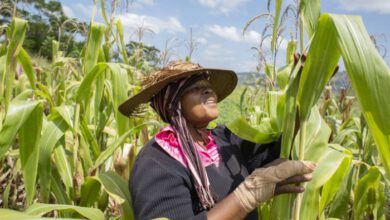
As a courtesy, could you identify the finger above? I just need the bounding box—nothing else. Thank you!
[275,160,316,180]
[277,174,312,186]
[274,184,305,196]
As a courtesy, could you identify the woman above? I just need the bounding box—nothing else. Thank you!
[119,60,315,220]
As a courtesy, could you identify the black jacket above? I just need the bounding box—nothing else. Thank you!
[129,125,281,220]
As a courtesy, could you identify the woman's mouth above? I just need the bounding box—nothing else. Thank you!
[204,98,217,106]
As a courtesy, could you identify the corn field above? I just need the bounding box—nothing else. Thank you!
[0,0,389,219]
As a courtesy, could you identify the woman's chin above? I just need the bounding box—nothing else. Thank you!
[192,115,218,128]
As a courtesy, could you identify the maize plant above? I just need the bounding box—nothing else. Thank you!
[0,0,389,220]
[0,1,162,219]
[229,0,389,219]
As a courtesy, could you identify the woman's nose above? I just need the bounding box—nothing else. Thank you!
[203,88,217,97]
[203,88,213,94]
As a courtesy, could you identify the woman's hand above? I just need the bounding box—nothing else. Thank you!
[233,158,316,213]
[263,158,314,195]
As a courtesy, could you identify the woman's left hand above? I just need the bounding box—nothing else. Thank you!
[263,158,314,195]
[274,172,312,195]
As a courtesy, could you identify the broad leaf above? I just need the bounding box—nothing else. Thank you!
[19,102,43,206]
[300,0,321,38]
[93,171,134,220]
[25,203,104,220]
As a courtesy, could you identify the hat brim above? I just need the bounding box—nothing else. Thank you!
[118,68,238,117]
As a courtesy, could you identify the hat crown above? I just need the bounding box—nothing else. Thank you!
[165,60,202,71]
[142,60,203,87]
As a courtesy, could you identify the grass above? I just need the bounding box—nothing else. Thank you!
[216,85,246,125]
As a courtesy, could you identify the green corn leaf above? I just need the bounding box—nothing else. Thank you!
[276,64,292,90]
[286,40,297,64]
[0,98,41,158]
[0,208,83,220]
[80,177,102,207]
[264,64,274,82]
[99,0,110,25]
[227,117,280,144]
[327,165,354,219]
[0,55,6,103]
[4,18,27,112]
[299,13,390,177]
[76,63,130,135]
[320,149,352,213]
[280,63,301,158]
[300,147,350,219]
[54,144,74,195]
[93,171,134,220]
[83,22,105,75]
[297,14,341,121]
[17,48,36,90]
[19,102,43,206]
[93,122,149,169]
[76,63,109,104]
[51,105,75,130]
[300,0,321,38]
[93,63,105,138]
[266,91,283,120]
[294,13,390,180]
[24,203,104,220]
[80,118,100,159]
[270,194,295,220]
[107,63,129,136]
[296,107,332,162]
[51,168,72,205]
[271,0,282,53]
[0,209,31,220]
[354,166,384,220]
[116,19,129,64]
[329,13,390,178]
[38,120,66,203]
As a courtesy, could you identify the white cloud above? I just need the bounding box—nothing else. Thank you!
[63,5,75,18]
[197,37,208,44]
[76,3,93,18]
[207,25,261,43]
[196,44,234,68]
[198,0,249,14]
[117,13,185,34]
[195,44,257,72]
[131,0,156,9]
[338,0,390,14]
[204,44,233,56]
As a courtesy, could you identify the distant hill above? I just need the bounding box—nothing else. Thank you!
[236,70,351,92]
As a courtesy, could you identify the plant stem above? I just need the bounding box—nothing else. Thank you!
[293,119,307,220]
[299,13,304,53]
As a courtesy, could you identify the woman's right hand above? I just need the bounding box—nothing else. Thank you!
[233,158,316,213]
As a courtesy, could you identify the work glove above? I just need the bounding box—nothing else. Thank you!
[233,158,316,213]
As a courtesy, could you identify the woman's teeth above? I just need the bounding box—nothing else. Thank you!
[205,99,216,105]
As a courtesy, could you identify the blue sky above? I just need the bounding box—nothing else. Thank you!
[59,0,390,72]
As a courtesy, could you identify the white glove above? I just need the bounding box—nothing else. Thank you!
[233,159,316,213]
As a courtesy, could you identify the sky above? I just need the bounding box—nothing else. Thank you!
[58,0,390,72]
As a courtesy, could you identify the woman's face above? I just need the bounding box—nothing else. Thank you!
[180,79,218,128]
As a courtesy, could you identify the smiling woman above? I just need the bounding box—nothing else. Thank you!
[119,60,315,220]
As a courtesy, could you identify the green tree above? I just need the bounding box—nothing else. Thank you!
[125,41,160,68]
[0,0,86,59]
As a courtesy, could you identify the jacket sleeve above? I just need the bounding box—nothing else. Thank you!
[225,126,281,173]
[129,156,207,220]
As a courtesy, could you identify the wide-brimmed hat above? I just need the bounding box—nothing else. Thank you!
[118,60,238,117]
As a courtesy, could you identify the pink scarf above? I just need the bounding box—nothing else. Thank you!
[155,126,221,168]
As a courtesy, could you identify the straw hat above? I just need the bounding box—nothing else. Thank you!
[118,60,238,117]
